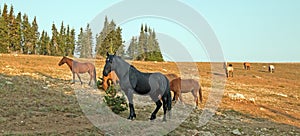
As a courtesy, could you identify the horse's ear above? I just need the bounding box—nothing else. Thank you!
[106,52,109,57]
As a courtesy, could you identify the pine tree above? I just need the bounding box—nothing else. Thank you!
[50,23,59,56]
[78,24,93,58]
[75,27,83,57]
[126,36,138,60]
[12,12,22,52]
[58,21,66,56]
[0,4,9,53]
[67,27,75,56]
[95,17,124,57]
[31,16,39,54]
[21,14,32,54]
[126,24,163,61]
[137,24,146,60]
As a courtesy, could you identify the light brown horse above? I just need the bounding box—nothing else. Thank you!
[244,62,251,70]
[58,56,96,85]
[101,71,119,90]
[170,77,203,108]
[165,73,179,81]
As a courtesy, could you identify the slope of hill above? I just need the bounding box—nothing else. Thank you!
[0,54,299,135]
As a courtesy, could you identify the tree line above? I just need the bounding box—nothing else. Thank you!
[0,4,75,56]
[0,4,163,61]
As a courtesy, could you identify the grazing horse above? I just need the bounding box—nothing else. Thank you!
[269,65,275,73]
[102,71,119,91]
[170,77,202,108]
[244,62,251,70]
[103,52,172,121]
[58,56,96,85]
[226,64,234,78]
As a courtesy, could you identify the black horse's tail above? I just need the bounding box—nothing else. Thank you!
[166,79,172,111]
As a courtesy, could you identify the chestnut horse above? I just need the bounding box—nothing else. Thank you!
[102,71,119,90]
[165,73,179,81]
[170,77,202,108]
[244,62,251,70]
[58,56,96,85]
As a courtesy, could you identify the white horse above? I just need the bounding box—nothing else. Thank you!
[269,65,275,73]
[226,64,234,78]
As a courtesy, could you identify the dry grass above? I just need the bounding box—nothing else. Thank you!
[0,54,299,135]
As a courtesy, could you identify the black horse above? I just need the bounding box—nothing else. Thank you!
[103,52,172,121]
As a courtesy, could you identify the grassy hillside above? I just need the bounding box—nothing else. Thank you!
[0,54,299,135]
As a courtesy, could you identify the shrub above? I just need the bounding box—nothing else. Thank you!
[103,85,128,114]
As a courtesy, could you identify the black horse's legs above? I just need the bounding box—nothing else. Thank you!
[125,90,136,120]
[150,100,162,120]
[162,96,168,121]
[128,103,136,120]
[76,73,82,84]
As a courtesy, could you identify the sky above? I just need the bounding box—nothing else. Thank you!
[1,0,300,62]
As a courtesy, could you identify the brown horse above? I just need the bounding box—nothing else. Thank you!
[102,71,119,90]
[165,73,179,81]
[170,77,203,108]
[244,62,251,70]
[58,56,96,85]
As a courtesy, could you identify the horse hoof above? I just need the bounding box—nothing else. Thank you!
[150,115,156,120]
[127,114,136,120]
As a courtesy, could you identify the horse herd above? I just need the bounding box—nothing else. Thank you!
[58,54,275,121]
[224,62,275,78]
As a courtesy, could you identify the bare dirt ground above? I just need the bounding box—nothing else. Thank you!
[0,54,299,135]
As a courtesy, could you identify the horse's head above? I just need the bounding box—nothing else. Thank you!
[103,52,116,76]
[58,56,67,66]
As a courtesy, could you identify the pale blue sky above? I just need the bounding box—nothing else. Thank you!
[1,0,300,62]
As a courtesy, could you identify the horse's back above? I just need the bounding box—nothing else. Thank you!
[181,79,200,92]
[170,78,200,92]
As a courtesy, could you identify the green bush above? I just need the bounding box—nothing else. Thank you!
[103,85,128,114]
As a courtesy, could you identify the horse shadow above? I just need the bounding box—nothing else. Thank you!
[258,70,268,73]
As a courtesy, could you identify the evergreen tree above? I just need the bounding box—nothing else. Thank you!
[21,14,32,54]
[66,27,75,56]
[126,36,138,60]
[126,24,163,61]
[38,30,48,55]
[78,24,93,58]
[58,21,66,55]
[31,16,39,54]
[75,27,83,57]
[12,12,22,52]
[0,4,9,53]
[95,17,124,57]
[50,23,59,55]
[137,24,146,60]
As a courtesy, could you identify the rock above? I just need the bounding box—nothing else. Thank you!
[249,98,255,103]
[64,113,78,118]
[5,81,13,85]
[228,93,245,100]
[232,129,242,135]
[198,131,215,136]
[253,75,262,79]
